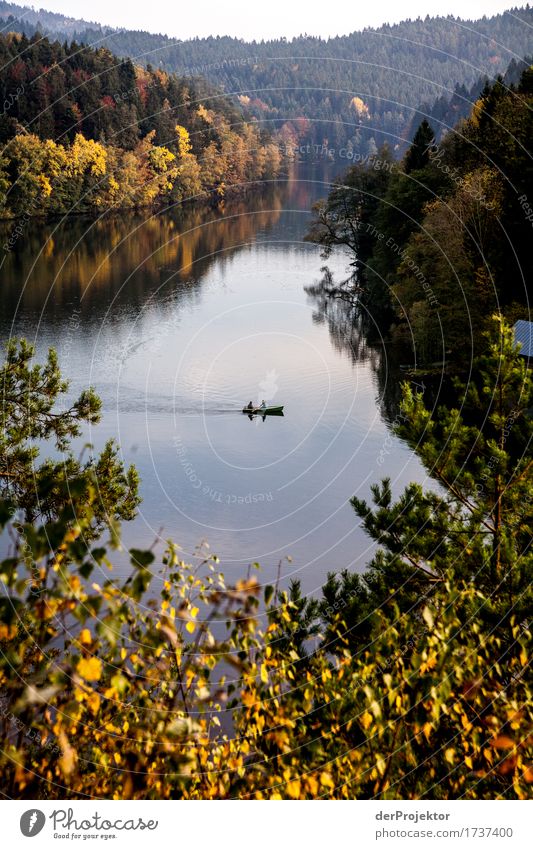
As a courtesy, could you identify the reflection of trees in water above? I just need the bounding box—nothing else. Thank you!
[305,266,405,425]
[0,183,288,324]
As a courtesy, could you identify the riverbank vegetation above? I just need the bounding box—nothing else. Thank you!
[0,317,531,799]
[307,67,533,367]
[0,32,285,218]
[2,2,533,153]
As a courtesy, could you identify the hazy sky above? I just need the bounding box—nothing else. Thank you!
[26,0,523,40]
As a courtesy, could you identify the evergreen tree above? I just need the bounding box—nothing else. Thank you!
[329,317,533,652]
[0,339,140,536]
[403,119,436,173]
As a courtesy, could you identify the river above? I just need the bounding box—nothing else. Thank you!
[0,165,429,593]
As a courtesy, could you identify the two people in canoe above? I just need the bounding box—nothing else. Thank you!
[246,400,266,411]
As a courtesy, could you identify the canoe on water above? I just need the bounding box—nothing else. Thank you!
[242,405,284,415]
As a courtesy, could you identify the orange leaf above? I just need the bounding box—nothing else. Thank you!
[491,736,516,750]
[523,766,533,783]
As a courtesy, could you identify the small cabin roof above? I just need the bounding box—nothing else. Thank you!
[514,320,533,358]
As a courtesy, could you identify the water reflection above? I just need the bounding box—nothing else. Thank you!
[0,168,430,591]
[0,184,287,328]
[305,272,405,425]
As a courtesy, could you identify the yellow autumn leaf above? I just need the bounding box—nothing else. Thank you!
[77,656,102,682]
[461,713,472,732]
[86,691,101,715]
[360,711,373,730]
[320,772,335,789]
[306,775,319,796]
[286,779,301,798]
[185,621,196,634]
[444,748,455,764]
[241,690,258,708]
[79,628,92,645]
[420,656,438,674]
[58,731,76,776]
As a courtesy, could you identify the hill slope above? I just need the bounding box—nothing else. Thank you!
[0,32,285,218]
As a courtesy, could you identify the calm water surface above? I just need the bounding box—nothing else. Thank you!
[0,168,429,593]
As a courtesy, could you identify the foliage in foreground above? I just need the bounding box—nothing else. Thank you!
[0,509,530,800]
[0,321,531,799]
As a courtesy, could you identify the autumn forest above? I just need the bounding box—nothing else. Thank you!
[0,1,531,813]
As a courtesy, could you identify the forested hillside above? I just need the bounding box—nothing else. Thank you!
[308,66,533,366]
[0,32,285,217]
[1,3,532,154]
[406,54,530,143]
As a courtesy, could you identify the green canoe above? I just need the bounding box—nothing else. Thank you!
[242,405,284,415]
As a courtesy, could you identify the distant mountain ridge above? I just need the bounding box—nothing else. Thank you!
[0,1,111,37]
[1,2,532,152]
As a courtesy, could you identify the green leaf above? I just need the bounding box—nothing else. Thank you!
[264,585,275,606]
[129,548,155,569]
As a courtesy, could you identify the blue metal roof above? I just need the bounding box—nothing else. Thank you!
[514,320,533,358]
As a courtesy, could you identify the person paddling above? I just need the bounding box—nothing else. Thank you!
[247,401,254,410]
